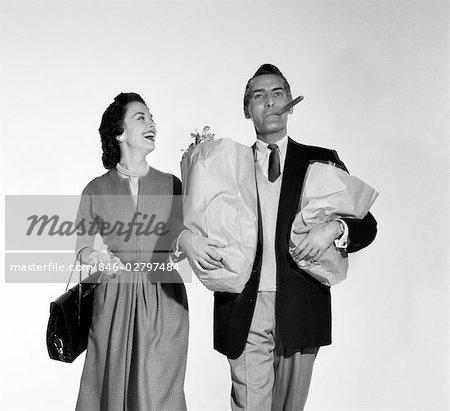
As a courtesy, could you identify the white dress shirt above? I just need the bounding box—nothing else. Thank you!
[254,135,289,179]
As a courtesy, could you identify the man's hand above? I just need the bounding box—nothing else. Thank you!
[292,221,341,263]
[179,231,226,273]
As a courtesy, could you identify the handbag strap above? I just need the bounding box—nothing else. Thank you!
[77,264,92,324]
[65,246,94,324]
[65,246,89,291]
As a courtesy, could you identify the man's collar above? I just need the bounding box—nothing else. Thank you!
[255,135,289,153]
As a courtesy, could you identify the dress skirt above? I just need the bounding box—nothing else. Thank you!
[75,271,189,411]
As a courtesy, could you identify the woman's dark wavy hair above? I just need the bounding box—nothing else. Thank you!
[243,63,292,119]
[99,92,147,169]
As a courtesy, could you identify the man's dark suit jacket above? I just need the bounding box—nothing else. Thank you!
[214,138,377,359]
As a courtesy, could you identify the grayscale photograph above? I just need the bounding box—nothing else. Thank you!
[0,1,448,410]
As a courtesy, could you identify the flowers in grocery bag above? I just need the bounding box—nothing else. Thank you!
[181,127,258,293]
[290,161,378,286]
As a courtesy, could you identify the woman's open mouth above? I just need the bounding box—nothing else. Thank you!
[143,132,156,141]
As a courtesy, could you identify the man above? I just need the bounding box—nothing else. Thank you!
[213,64,377,411]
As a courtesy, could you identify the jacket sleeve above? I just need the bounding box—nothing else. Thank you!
[168,175,187,239]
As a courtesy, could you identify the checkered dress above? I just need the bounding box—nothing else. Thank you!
[75,168,189,411]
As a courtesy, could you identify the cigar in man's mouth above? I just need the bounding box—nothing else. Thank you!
[275,95,304,115]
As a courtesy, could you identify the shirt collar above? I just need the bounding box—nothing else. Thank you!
[255,134,289,157]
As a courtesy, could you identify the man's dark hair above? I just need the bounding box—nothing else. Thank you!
[99,92,147,169]
[243,63,292,118]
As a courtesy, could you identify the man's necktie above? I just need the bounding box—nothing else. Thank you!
[268,144,280,182]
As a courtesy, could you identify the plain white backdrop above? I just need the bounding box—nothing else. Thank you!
[0,1,448,410]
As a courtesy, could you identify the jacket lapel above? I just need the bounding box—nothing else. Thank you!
[276,138,310,234]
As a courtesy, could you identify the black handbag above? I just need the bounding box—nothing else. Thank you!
[46,247,101,363]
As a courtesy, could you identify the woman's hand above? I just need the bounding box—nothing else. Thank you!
[291,221,341,264]
[179,231,226,274]
[78,247,97,265]
[79,248,125,274]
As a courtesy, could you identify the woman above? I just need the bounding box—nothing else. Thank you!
[75,92,223,411]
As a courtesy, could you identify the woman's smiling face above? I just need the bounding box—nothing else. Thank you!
[120,101,157,154]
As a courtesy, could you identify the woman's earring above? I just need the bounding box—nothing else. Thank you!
[116,135,125,143]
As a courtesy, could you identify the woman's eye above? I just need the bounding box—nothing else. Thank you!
[254,94,263,99]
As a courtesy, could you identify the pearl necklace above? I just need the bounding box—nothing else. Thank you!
[116,162,150,178]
